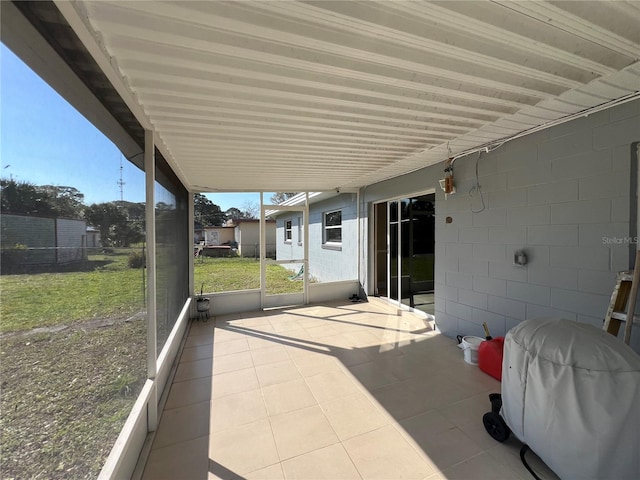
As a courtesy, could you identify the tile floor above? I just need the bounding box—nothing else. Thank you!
[141,299,559,480]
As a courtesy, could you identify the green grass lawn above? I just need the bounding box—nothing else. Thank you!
[0,249,146,333]
[194,257,303,295]
[1,253,303,333]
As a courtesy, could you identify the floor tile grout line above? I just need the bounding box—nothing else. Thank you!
[388,420,445,475]
[174,354,215,368]
[210,369,260,401]
[243,460,285,479]
[151,400,212,451]
[256,367,285,470]
[339,425,396,480]
[163,376,213,410]
[283,440,365,480]
[148,432,211,454]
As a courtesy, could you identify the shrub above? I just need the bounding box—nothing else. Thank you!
[0,243,29,273]
[127,250,145,269]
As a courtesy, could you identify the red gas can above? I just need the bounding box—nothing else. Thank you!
[478,337,505,381]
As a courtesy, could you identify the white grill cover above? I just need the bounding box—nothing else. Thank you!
[501,318,640,480]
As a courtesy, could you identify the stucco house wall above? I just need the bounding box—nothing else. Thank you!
[275,194,358,283]
[234,220,276,258]
[203,226,235,246]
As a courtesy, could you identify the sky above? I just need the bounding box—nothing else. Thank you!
[0,43,262,211]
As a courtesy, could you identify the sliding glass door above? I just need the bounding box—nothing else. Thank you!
[375,193,435,314]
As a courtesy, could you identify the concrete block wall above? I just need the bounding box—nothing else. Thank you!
[434,100,639,346]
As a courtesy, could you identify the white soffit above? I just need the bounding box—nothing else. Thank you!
[72,0,639,192]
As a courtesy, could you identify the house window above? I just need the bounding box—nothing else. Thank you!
[297,216,303,245]
[323,210,342,246]
[285,220,292,242]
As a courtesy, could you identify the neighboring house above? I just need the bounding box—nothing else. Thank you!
[274,193,358,283]
[86,226,101,248]
[193,221,204,244]
[202,225,235,246]
[195,221,276,258]
[197,225,236,257]
[0,213,87,266]
[232,219,276,259]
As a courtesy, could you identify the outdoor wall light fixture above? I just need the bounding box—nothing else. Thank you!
[440,157,456,195]
[514,250,528,266]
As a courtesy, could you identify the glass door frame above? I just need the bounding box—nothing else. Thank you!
[260,193,309,309]
[374,189,435,311]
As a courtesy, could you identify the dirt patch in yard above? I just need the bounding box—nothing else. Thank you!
[0,316,147,479]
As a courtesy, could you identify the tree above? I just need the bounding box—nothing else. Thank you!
[85,202,143,247]
[224,201,260,222]
[1,179,43,215]
[0,179,84,218]
[270,192,298,204]
[194,193,225,226]
[112,220,145,247]
[39,185,85,218]
[115,201,145,222]
[224,207,244,222]
[241,200,259,219]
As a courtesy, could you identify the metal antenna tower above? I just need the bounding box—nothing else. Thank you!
[117,156,126,201]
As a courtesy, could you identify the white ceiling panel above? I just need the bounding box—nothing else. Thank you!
[58,0,640,192]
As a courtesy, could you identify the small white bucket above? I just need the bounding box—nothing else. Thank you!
[461,336,484,365]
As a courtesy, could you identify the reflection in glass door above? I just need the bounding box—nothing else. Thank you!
[400,198,411,307]
[389,201,399,301]
[403,196,435,312]
[374,203,387,297]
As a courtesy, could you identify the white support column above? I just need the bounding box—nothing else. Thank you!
[144,130,158,432]
[260,192,266,309]
[386,202,391,305]
[637,143,640,264]
[303,192,310,304]
[356,189,361,290]
[188,191,195,298]
[396,202,402,310]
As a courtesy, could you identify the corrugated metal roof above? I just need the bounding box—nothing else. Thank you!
[60,1,640,192]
